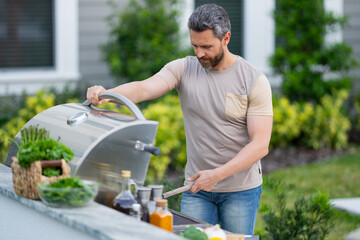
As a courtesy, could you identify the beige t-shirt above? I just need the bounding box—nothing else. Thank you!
[156,56,273,192]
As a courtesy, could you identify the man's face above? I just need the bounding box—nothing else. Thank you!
[190,29,225,69]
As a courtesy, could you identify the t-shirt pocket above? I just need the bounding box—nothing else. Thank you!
[225,93,248,118]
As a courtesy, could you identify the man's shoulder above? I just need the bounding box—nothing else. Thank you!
[236,56,263,76]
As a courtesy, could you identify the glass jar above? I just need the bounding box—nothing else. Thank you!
[150,199,173,232]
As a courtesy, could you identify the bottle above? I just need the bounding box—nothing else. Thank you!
[112,170,138,215]
[150,199,173,232]
[130,203,142,221]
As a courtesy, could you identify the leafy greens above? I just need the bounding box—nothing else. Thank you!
[38,177,96,207]
[17,138,74,168]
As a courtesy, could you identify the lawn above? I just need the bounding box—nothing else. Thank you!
[255,150,360,239]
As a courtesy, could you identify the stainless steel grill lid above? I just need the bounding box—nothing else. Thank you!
[5,92,160,190]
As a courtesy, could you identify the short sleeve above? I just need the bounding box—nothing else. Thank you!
[247,74,273,116]
[155,58,186,91]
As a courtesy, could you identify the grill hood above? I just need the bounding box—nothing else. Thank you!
[5,92,160,189]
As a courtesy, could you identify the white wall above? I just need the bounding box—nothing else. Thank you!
[324,0,344,44]
[243,0,275,76]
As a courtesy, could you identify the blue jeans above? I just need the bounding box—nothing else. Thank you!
[180,185,262,234]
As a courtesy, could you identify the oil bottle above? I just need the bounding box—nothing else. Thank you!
[112,170,138,215]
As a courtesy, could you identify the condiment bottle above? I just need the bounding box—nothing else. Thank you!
[112,170,138,215]
[150,199,173,232]
[130,203,142,221]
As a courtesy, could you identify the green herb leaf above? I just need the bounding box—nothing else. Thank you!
[42,167,61,177]
[38,178,96,206]
[17,138,74,168]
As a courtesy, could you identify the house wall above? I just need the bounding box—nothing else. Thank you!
[0,0,358,96]
[343,0,360,92]
[0,0,79,95]
[78,0,125,91]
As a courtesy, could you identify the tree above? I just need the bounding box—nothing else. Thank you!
[270,0,358,103]
[102,0,191,84]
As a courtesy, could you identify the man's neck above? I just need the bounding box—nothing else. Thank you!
[212,52,237,71]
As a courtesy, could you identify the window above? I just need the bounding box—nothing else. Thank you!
[0,0,79,95]
[0,0,54,69]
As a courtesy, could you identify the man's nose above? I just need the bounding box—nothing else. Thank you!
[195,49,205,59]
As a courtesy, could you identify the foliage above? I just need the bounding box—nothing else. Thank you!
[38,177,96,206]
[271,90,350,150]
[354,92,360,130]
[142,94,186,183]
[159,173,185,211]
[20,125,49,145]
[270,0,357,103]
[0,92,27,126]
[17,138,74,168]
[256,152,360,239]
[14,125,73,172]
[260,179,335,240]
[302,90,350,149]
[0,90,56,164]
[42,167,61,177]
[47,84,82,105]
[102,0,191,84]
[271,97,303,147]
[180,225,208,240]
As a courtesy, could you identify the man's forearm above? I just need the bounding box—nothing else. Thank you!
[215,140,269,182]
[108,81,145,104]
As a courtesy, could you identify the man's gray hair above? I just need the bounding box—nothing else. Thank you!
[187,4,231,39]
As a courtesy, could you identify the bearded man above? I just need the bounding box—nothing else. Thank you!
[87,3,273,234]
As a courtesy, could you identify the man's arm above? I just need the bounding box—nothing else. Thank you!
[188,115,273,193]
[86,75,170,105]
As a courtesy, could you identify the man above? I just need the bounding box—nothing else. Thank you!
[87,4,273,234]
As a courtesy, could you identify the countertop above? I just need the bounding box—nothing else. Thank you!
[0,164,183,240]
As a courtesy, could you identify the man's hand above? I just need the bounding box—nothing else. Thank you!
[188,169,222,193]
[87,85,109,105]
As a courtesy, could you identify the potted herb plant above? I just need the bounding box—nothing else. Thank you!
[11,125,74,199]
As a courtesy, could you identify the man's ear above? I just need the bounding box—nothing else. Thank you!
[222,32,231,46]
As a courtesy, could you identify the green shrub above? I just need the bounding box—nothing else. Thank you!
[142,94,186,183]
[102,0,191,84]
[0,88,80,164]
[0,92,27,127]
[271,90,350,150]
[354,92,360,130]
[260,179,335,240]
[302,90,350,150]
[0,90,56,163]
[270,0,357,103]
[271,97,303,147]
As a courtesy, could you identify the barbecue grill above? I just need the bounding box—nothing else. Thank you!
[5,92,160,193]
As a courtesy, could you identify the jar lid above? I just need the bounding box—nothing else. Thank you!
[121,170,131,178]
[156,199,168,208]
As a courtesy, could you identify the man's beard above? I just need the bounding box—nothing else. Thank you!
[197,49,224,69]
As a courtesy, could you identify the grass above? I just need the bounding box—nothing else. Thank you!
[256,150,360,239]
